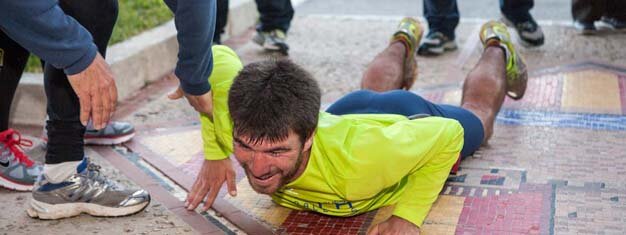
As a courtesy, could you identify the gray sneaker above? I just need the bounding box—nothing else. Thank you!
[43,121,135,145]
[0,129,43,191]
[28,158,150,219]
[84,121,135,145]
[252,29,289,55]
[417,32,457,56]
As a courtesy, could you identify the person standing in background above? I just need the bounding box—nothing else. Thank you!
[572,0,626,35]
[418,0,545,56]
[214,0,294,55]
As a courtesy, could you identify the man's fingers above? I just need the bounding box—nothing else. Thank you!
[78,95,91,126]
[226,171,237,197]
[91,88,104,129]
[102,86,112,126]
[188,183,210,210]
[167,87,184,100]
[109,79,118,116]
[202,185,221,211]
[185,178,202,207]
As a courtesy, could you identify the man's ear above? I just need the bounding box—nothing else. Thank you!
[303,131,315,151]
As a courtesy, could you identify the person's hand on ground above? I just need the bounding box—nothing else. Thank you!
[67,53,117,130]
[367,216,420,235]
[185,158,237,211]
[167,75,213,116]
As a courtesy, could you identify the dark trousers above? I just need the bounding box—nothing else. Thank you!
[255,0,294,33]
[326,90,484,158]
[572,0,626,22]
[214,0,293,42]
[0,0,118,164]
[424,0,534,39]
[214,0,229,44]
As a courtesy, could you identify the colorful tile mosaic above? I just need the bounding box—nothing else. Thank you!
[127,61,626,234]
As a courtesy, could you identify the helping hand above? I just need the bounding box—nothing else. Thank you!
[167,75,213,116]
[367,216,420,235]
[185,158,237,211]
[67,53,117,130]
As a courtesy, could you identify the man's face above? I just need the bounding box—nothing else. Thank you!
[233,132,311,194]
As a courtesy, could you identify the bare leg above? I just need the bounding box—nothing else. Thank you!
[360,42,410,92]
[461,46,506,143]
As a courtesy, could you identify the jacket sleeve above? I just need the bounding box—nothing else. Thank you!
[0,0,97,75]
[200,113,230,160]
[163,0,216,96]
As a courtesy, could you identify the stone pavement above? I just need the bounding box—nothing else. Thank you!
[4,14,626,235]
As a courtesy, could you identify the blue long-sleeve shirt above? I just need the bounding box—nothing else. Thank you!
[0,0,97,75]
[0,0,214,95]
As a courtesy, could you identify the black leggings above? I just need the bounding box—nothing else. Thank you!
[0,0,118,164]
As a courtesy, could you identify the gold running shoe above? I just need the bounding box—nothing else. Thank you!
[391,17,423,90]
[479,20,528,100]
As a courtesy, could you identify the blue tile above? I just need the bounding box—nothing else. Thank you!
[496,109,626,131]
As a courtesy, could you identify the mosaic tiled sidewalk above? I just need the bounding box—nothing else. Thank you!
[121,61,626,234]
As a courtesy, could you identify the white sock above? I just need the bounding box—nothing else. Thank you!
[43,160,83,184]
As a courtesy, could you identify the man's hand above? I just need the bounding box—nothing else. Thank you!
[167,75,213,116]
[185,158,237,211]
[67,53,117,130]
[367,216,420,235]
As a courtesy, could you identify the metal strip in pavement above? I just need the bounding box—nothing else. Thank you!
[92,146,225,235]
[123,139,276,235]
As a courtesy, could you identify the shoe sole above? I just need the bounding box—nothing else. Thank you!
[27,198,150,219]
[262,43,289,55]
[84,132,136,145]
[500,16,544,47]
[578,29,597,35]
[0,175,33,191]
[595,22,626,33]
[418,42,457,55]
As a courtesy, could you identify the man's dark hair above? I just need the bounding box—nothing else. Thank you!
[228,59,321,144]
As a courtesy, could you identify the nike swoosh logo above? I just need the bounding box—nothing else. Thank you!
[0,160,9,168]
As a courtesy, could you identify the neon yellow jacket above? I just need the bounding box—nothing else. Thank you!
[201,45,464,227]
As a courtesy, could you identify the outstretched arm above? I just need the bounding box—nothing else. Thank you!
[163,0,216,115]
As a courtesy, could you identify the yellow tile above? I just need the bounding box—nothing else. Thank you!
[421,223,456,235]
[561,70,621,114]
[367,196,464,235]
[424,195,465,225]
[141,130,203,165]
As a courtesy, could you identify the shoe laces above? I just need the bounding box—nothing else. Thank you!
[0,129,34,167]
[85,163,118,190]
[516,21,537,32]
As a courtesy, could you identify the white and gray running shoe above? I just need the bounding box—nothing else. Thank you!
[28,159,150,219]
[0,129,42,191]
[43,121,135,146]
[83,121,135,145]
